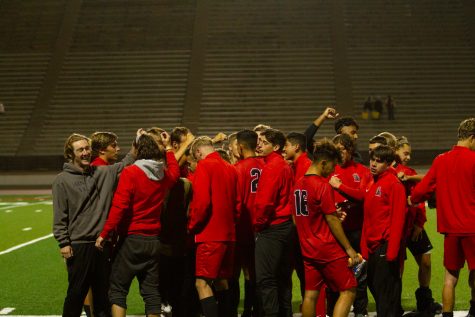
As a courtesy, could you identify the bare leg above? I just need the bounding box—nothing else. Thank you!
[333,288,356,317]
[442,269,460,312]
[111,304,126,317]
[196,278,214,299]
[301,290,320,317]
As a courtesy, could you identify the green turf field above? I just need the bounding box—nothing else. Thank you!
[0,195,471,314]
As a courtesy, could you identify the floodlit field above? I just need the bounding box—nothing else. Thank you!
[0,195,471,315]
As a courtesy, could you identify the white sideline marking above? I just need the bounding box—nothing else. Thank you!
[0,234,53,256]
[0,308,15,315]
[35,209,43,213]
[5,210,12,213]
[0,202,49,210]
[22,227,32,231]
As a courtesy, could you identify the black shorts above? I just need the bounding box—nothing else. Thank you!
[407,229,433,256]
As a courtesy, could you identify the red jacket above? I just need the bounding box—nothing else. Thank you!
[100,151,180,238]
[411,146,475,235]
[91,157,109,166]
[331,161,372,232]
[293,152,312,183]
[393,163,427,236]
[188,151,238,242]
[253,151,294,232]
[235,156,265,244]
[361,168,407,262]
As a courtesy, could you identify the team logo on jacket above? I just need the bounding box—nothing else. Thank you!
[353,173,361,182]
[375,186,382,197]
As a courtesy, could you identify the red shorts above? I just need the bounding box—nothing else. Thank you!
[196,241,235,279]
[304,257,357,292]
[444,235,475,270]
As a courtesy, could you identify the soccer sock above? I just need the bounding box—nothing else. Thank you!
[469,300,475,315]
[216,289,235,317]
[442,312,453,317]
[200,296,218,317]
[83,305,92,317]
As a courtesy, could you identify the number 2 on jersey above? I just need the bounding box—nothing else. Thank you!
[294,189,309,216]
[250,168,262,193]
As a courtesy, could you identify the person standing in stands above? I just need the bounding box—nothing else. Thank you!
[410,118,475,317]
[188,136,238,317]
[53,131,138,317]
[254,128,294,317]
[96,132,179,317]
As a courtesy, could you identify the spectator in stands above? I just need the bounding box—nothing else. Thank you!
[90,132,120,166]
[385,95,396,120]
[52,131,139,317]
[373,96,383,120]
[362,96,373,120]
[0,102,5,114]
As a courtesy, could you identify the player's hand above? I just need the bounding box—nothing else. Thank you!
[161,132,171,147]
[95,236,105,251]
[411,225,423,242]
[407,196,413,206]
[336,207,347,222]
[321,107,339,119]
[185,132,195,145]
[60,245,73,259]
[212,132,227,143]
[347,250,362,267]
[329,175,342,189]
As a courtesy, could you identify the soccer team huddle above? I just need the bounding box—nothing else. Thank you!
[52,108,475,317]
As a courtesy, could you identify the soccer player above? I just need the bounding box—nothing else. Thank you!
[284,132,312,183]
[52,132,137,317]
[293,140,360,317]
[410,118,475,317]
[188,136,238,317]
[227,132,240,164]
[394,137,441,315]
[328,133,372,317]
[234,129,265,317]
[253,128,294,317]
[90,131,120,166]
[361,145,407,317]
[95,132,180,317]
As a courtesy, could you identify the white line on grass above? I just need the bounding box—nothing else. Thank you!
[0,308,15,315]
[0,202,49,211]
[0,234,53,256]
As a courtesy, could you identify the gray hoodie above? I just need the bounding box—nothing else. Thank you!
[134,159,165,181]
[52,153,134,247]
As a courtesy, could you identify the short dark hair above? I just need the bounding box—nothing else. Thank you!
[334,117,359,134]
[261,128,286,152]
[171,127,190,145]
[458,118,475,140]
[332,133,355,155]
[90,132,117,158]
[369,135,387,145]
[236,129,258,151]
[136,134,165,161]
[312,139,341,164]
[216,148,231,163]
[286,132,307,152]
[369,145,395,164]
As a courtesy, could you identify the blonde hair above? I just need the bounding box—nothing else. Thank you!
[190,136,213,159]
[64,133,90,161]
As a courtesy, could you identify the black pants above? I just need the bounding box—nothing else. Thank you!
[63,242,112,317]
[109,235,161,315]
[159,247,200,317]
[367,243,403,317]
[255,220,294,317]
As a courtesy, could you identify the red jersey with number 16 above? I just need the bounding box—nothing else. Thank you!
[235,156,265,244]
[293,174,347,263]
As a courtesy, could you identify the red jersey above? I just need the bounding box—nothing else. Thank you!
[293,174,347,263]
[100,151,180,238]
[361,168,407,262]
[91,157,109,166]
[411,145,475,235]
[393,163,427,235]
[293,152,312,183]
[188,152,238,242]
[253,151,294,232]
[331,161,372,232]
[235,156,265,244]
